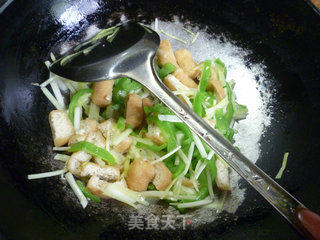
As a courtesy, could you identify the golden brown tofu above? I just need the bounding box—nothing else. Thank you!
[114,137,133,154]
[97,119,114,139]
[125,94,143,129]
[174,49,200,79]
[145,122,166,145]
[87,176,127,199]
[97,119,132,153]
[86,175,110,199]
[85,131,106,148]
[215,159,231,191]
[66,151,92,176]
[76,118,98,135]
[68,134,86,146]
[80,162,120,181]
[163,74,190,105]
[207,68,226,101]
[87,176,127,200]
[126,159,155,191]
[172,68,198,89]
[142,98,153,109]
[49,110,75,147]
[156,39,178,67]
[163,76,177,91]
[91,80,114,107]
[152,162,172,190]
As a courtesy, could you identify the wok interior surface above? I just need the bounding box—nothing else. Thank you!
[0,0,319,239]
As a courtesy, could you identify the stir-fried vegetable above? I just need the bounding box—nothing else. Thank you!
[193,60,212,117]
[31,34,250,212]
[113,78,142,105]
[65,172,88,208]
[136,141,167,152]
[68,141,115,165]
[214,58,227,87]
[193,91,214,117]
[275,152,289,179]
[157,63,177,79]
[68,89,93,123]
[102,104,121,119]
[27,168,67,180]
[116,117,126,131]
[214,83,235,141]
[76,180,101,203]
[198,60,212,92]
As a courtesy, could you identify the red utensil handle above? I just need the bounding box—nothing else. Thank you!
[295,207,320,240]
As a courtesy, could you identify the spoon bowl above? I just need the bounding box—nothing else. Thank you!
[50,22,160,82]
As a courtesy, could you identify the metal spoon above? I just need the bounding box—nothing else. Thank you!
[50,22,320,239]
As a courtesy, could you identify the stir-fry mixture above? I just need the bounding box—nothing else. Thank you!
[29,26,248,212]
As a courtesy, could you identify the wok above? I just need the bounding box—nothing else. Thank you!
[0,0,319,239]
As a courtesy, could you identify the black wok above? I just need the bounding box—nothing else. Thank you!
[0,0,319,239]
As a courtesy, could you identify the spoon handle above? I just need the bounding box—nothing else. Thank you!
[295,206,320,239]
[125,59,320,239]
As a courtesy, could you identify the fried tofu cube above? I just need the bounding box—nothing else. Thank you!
[125,94,143,129]
[152,162,172,190]
[174,49,199,79]
[114,137,133,154]
[81,162,120,181]
[49,110,75,147]
[126,159,155,192]
[142,97,153,109]
[76,118,98,135]
[85,131,106,148]
[157,39,178,67]
[215,159,231,191]
[86,176,127,200]
[66,151,92,176]
[91,80,114,107]
[207,68,226,101]
[68,134,86,146]
[145,122,165,145]
[172,68,198,89]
